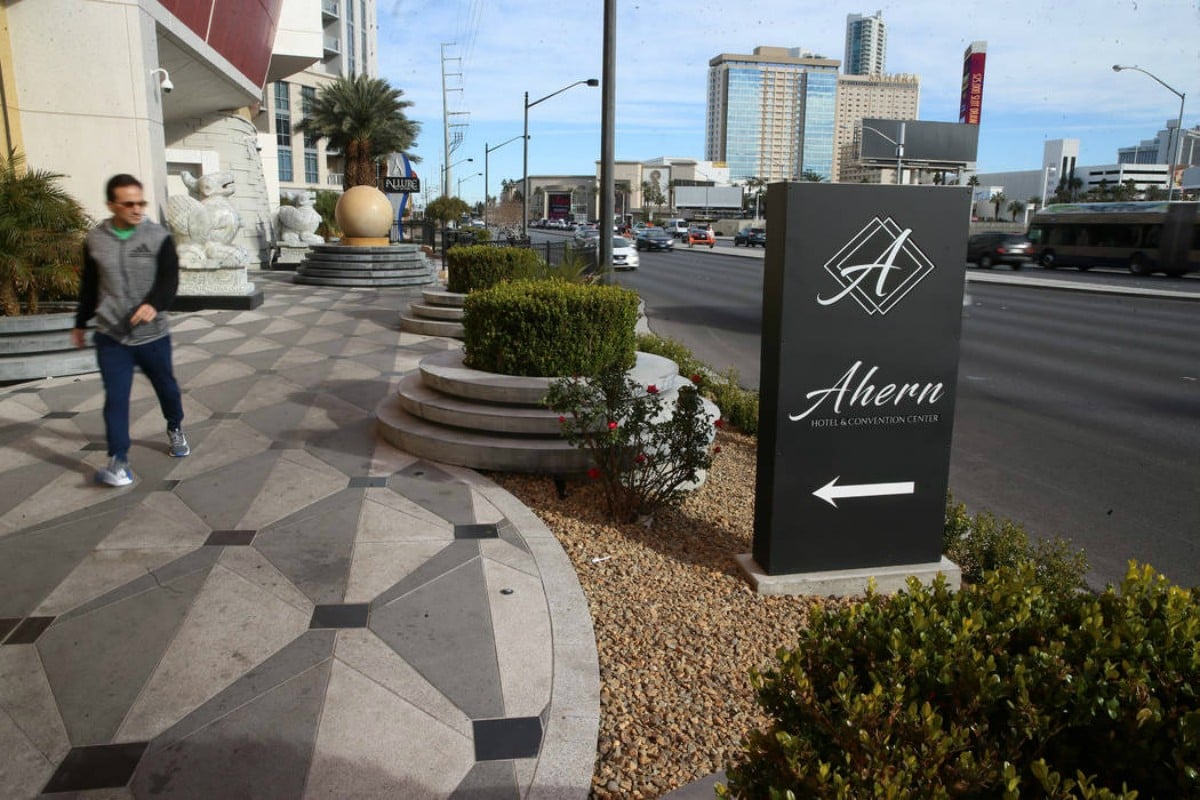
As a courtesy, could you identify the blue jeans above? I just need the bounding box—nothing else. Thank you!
[94,332,184,461]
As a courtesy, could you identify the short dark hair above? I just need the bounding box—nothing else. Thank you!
[106,174,143,201]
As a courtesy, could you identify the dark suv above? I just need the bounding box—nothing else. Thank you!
[967,233,1033,270]
[734,227,766,247]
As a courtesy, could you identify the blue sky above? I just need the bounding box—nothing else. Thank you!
[378,0,1199,205]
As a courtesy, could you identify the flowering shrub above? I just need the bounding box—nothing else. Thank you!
[544,366,719,523]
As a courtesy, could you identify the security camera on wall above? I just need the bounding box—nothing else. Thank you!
[151,68,173,94]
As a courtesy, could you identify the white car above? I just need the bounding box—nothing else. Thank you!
[610,236,640,270]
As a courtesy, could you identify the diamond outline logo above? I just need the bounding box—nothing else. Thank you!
[818,216,936,316]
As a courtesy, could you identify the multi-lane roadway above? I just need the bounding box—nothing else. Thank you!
[530,230,1200,589]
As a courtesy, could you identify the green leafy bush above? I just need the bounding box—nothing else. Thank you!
[446,245,543,293]
[462,279,637,377]
[635,333,759,434]
[721,563,1200,799]
[313,190,341,239]
[944,493,1089,595]
[545,368,719,522]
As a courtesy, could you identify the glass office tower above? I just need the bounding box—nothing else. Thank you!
[706,47,840,182]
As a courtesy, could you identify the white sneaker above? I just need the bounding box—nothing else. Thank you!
[95,456,134,487]
[168,428,190,457]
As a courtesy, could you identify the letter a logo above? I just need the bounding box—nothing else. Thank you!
[818,217,936,315]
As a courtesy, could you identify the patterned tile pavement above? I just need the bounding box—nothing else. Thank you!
[0,272,600,799]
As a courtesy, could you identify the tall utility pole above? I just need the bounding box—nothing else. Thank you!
[597,0,616,277]
[441,44,465,197]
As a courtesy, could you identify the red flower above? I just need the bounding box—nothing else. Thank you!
[557,415,566,423]
[607,421,618,430]
[647,384,659,394]
[635,453,646,464]
[715,418,725,428]
[690,373,702,384]
[587,467,601,480]
[713,445,722,454]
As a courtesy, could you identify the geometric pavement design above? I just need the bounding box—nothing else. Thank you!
[0,273,597,798]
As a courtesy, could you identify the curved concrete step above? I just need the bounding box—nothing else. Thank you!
[396,372,566,435]
[422,289,466,307]
[419,350,683,406]
[296,274,435,287]
[408,302,464,321]
[375,395,591,474]
[0,350,98,382]
[398,315,465,338]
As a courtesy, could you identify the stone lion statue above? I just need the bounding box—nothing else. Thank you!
[166,170,249,269]
[277,190,324,245]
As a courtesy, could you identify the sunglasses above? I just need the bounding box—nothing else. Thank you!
[112,200,149,209]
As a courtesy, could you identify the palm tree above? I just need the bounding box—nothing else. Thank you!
[0,150,91,316]
[1006,199,1025,222]
[295,75,420,189]
[990,192,1007,221]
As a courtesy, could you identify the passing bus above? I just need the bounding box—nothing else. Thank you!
[1026,201,1199,276]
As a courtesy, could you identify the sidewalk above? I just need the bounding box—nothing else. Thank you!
[0,271,599,799]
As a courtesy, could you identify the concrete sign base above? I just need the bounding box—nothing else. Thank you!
[735,553,962,598]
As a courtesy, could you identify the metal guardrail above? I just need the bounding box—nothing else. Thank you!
[321,0,339,17]
[323,36,340,53]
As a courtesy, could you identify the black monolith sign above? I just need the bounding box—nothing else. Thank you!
[753,183,970,575]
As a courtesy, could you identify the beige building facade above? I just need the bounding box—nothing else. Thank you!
[835,72,920,183]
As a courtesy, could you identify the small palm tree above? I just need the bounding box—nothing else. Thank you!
[0,150,92,316]
[295,75,421,188]
[1007,199,1025,221]
[991,192,1007,221]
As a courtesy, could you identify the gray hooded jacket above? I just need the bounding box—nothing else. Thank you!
[75,219,179,345]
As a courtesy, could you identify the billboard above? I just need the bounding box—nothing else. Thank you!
[959,41,987,125]
[673,186,743,210]
[859,119,980,166]
[753,183,970,575]
[548,192,572,220]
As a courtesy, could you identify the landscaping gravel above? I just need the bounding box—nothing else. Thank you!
[492,431,826,799]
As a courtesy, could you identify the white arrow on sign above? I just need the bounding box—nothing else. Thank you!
[813,476,915,508]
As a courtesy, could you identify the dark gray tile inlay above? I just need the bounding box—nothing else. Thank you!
[269,440,305,450]
[387,475,478,524]
[450,760,520,799]
[156,479,181,492]
[496,520,529,554]
[205,530,257,546]
[253,489,364,605]
[80,441,108,451]
[57,546,220,623]
[305,417,377,477]
[209,411,241,420]
[473,717,544,761]
[152,630,336,751]
[173,450,283,530]
[370,541,478,610]
[42,741,149,793]
[309,603,369,629]
[347,476,387,488]
[38,568,209,745]
[370,555,504,719]
[132,660,332,797]
[454,523,499,540]
[42,410,78,419]
[5,615,54,644]
[0,617,18,643]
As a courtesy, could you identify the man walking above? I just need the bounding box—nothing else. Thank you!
[72,174,189,487]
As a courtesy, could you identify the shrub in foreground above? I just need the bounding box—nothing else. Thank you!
[545,367,718,523]
[462,279,637,377]
[944,493,1089,595]
[720,563,1200,799]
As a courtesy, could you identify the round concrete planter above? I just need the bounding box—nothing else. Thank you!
[0,306,97,383]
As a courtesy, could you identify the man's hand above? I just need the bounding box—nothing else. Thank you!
[71,328,87,349]
[129,304,157,326]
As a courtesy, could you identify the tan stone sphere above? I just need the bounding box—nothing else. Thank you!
[335,186,393,244]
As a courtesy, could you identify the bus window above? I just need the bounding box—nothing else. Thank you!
[1145,225,1162,248]
[1027,226,1045,244]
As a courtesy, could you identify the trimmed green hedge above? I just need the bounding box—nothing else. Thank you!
[446,245,542,293]
[462,279,638,377]
[721,563,1200,799]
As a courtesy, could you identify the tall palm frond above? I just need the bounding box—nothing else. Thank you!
[295,75,421,188]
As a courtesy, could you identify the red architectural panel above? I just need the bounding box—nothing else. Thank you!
[158,0,282,87]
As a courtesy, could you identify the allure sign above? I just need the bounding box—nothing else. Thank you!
[752,183,970,575]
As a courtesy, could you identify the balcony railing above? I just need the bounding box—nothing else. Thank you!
[327,174,344,186]
[323,36,340,55]
[321,0,339,19]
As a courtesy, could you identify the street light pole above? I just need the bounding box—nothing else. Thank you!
[484,135,526,228]
[849,123,907,184]
[1113,64,1187,200]
[522,78,600,237]
[442,157,473,198]
[457,172,481,198]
